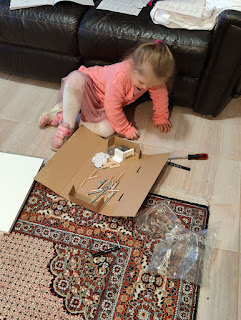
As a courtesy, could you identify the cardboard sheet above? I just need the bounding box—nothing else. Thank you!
[35,126,170,217]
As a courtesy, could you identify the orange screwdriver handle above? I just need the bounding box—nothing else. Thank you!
[188,153,208,160]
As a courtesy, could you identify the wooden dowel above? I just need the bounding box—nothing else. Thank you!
[102,162,112,167]
[107,176,113,184]
[87,175,99,180]
[89,169,97,177]
[116,172,124,181]
[110,164,120,168]
[110,158,118,163]
[79,178,87,188]
[101,180,108,188]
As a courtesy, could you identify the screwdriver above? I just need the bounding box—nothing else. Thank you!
[169,153,208,160]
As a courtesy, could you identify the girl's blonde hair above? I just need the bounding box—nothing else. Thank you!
[132,41,175,88]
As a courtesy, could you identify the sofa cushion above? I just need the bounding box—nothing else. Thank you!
[0,42,82,82]
[0,0,87,55]
[78,7,212,78]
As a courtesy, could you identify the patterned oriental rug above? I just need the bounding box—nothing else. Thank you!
[0,182,209,320]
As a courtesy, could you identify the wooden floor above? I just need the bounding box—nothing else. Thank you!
[1,72,240,320]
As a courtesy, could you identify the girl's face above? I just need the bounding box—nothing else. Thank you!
[130,62,166,90]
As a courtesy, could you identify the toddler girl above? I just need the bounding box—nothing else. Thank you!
[39,40,175,151]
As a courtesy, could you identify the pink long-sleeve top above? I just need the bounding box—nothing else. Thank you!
[79,59,170,138]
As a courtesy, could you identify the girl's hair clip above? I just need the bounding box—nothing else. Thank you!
[155,39,163,44]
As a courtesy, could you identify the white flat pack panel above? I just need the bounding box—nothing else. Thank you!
[0,152,44,233]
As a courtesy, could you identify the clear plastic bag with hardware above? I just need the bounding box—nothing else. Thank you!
[135,202,181,238]
[135,202,217,286]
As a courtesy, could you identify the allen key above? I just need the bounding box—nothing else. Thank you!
[97,178,107,189]
[92,242,120,257]
[99,181,119,209]
[90,179,114,203]
[88,179,107,195]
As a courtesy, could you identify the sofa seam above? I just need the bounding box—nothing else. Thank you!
[1,14,80,27]
[78,29,210,49]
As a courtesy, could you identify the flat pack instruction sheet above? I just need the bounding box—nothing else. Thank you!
[10,0,94,10]
[97,0,150,16]
[0,152,44,233]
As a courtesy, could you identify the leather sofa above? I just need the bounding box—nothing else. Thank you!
[0,0,240,116]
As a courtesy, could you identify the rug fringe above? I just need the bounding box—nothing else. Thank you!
[152,185,209,206]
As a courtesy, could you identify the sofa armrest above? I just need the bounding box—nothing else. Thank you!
[193,10,241,116]
[220,10,241,27]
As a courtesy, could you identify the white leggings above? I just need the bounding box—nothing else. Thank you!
[62,71,115,138]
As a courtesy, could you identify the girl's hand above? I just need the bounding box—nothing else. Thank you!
[128,130,140,140]
[155,122,173,134]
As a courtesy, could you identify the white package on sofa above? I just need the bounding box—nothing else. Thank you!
[154,0,206,18]
[151,0,241,30]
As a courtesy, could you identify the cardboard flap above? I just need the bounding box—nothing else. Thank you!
[35,126,106,196]
[107,135,140,156]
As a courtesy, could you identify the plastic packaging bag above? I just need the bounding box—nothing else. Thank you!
[135,202,217,286]
[134,201,181,239]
